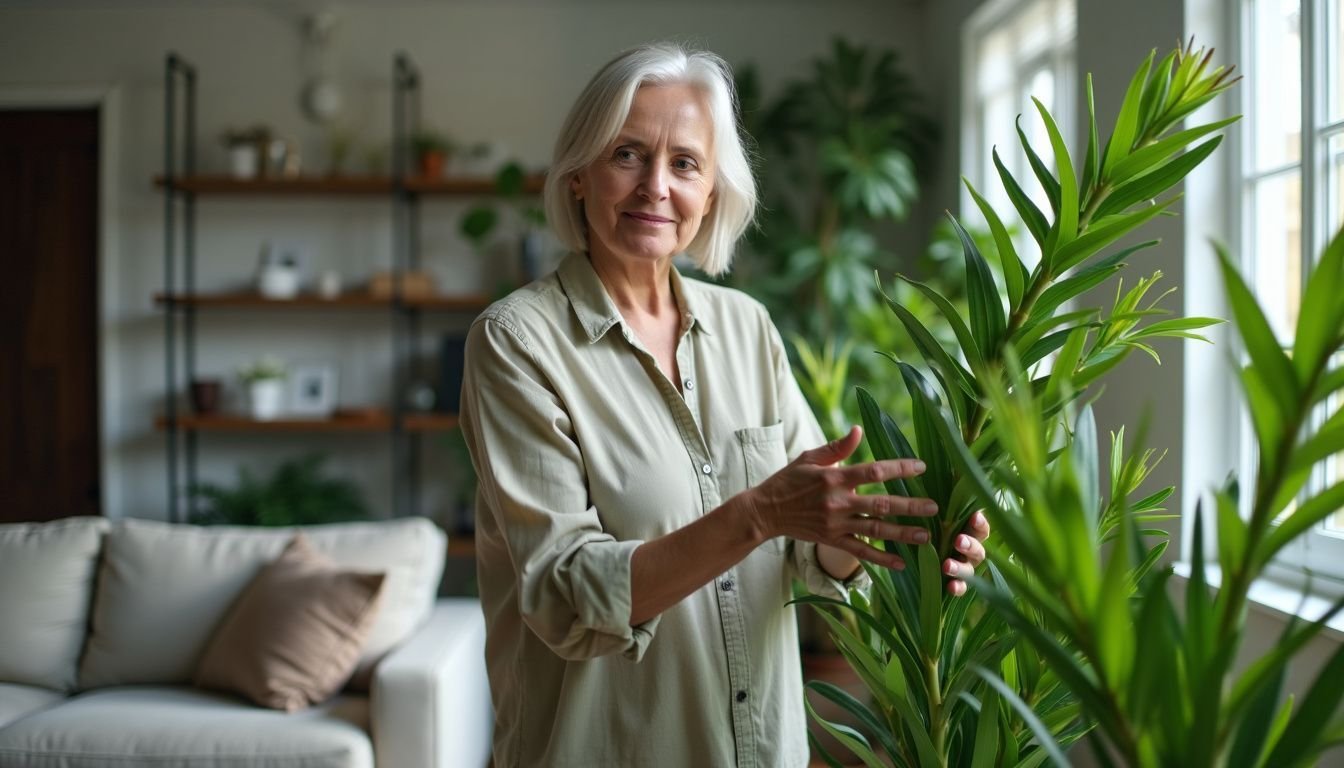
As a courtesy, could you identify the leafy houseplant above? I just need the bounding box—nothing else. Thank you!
[800,41,1242,766]
[190,453,370,527]
[963,231,1344,767]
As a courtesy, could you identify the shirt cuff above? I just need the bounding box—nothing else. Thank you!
[791,540,872,600]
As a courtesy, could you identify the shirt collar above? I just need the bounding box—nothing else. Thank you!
[557,252,712,343]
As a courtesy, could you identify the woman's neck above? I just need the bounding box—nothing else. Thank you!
[588,250,677,320]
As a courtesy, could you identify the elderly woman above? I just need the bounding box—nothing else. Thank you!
[460,43,989,767]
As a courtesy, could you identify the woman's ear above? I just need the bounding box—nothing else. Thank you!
[570,175,583,201]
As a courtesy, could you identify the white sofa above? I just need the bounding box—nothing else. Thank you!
[0,516,492,768]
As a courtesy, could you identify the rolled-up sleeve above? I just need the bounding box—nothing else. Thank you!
[764,316,872,599]
[461,315,658,661]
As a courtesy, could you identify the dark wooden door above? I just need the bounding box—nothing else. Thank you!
[0,109,102,522]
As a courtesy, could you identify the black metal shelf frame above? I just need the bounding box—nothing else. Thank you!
[160,51,435,522]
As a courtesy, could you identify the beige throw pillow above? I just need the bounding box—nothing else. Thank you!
[193,533,385,712]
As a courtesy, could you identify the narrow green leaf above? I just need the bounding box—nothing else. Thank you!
[1293,226,1344,379]
[917,542,943,657]
[856,387,910,497]
[807,732,849,768]
[1226,593,1344,720]
[806,681,903,763]
[953,215,1007,353]
[1093,136,1223,220]
[877,277,979,403]
[964,179,1028,310]
[1030,262,1127,326]
[899,363,954,505]
[1217,244,1300,417]
[973,666,1072,767]
[1186,503,1212,674]
[1228,659,1285,768]
[1102,49,1157,179]
[1138,50,1177,133]
[1053,200,1173,275]
[1017,114,1061,216]
[970,685,1001,768]
[897,272,986,372]
[1073,406,1101,527]
[802,696,888,768]
[995,146,1049,247]
[1256,694,1295,768]
[1128,315,1223,342]
[1259,480,1344,564]
[1033,96,1079,248]
[1081,74,1100,196]
[1314,367,1344,405]
[1290,407,1344,475]
[1216,490,1249,579]
[1263,640,1344,767]
[1109,115,1241,183]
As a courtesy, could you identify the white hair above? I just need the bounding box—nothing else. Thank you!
[543,42,756,277]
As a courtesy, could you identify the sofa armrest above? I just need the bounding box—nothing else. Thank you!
[371,597,492,768]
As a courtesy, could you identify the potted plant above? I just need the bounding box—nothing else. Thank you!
[410,130,452,179]
[238,354,287,421]
[799,41,1253,766]
[189,453,369,526]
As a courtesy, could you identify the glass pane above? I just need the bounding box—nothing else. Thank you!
[1329,354,1344,535]
[1250,171,1303,339]
[1328,134,1344,239]
[1329,0,1343,123]
[1252,0,1302,171]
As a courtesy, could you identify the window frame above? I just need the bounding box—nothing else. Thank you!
[1232,0,1344,587]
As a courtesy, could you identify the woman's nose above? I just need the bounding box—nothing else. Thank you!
[637,162,669,201]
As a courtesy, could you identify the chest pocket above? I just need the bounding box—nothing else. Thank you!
[735,422,788,555]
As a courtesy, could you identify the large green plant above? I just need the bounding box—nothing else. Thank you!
[190,453,370,526]
[800,41,1239,766]
[964,233,1344,766]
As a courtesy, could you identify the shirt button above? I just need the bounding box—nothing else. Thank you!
[735,690,748,703]
[684,378,694,390]
[701,463,712,475]
[720,578,734,592]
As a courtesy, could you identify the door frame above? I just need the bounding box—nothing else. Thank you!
[0,84,123,518]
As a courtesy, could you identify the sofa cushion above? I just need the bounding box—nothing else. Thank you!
[0,686,372,768]
[0,684,64,730]
[195,535,386,712]
[79,518,445,692]
[0,517,108,691]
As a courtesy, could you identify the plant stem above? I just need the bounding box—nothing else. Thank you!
[923,652,948,766]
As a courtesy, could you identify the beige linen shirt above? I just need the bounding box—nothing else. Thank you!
[460,252,866,768]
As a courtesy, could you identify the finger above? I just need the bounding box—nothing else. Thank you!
[839,458,927,488]
[953,533,986,568]
[848,516,931,546]
[946,579,968,597]
[856,494,938,518]
[833,535,905,570]
[943,556,973,580]
[801,426,862,467]
[967,510,991,541]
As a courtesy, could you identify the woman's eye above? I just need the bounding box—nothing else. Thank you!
[673,158,698,171]
[614,148,639,163]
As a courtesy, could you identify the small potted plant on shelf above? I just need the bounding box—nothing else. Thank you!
[238,354,287,421]
[410,130,452,179]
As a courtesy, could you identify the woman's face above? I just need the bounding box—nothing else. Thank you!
[572,83,717,268]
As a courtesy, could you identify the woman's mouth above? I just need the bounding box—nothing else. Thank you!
[624,212,673,224]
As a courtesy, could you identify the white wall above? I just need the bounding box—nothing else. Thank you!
[0,0,925,524]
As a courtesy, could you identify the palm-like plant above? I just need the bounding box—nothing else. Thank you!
[800,41,1239,766]
[963,228,1344,766]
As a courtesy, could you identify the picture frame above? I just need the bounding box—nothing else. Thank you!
[288,364,337,417]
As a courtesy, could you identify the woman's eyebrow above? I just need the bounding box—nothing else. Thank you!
[613,136,706,157]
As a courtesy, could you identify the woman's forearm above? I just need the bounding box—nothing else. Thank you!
[628,494,765,626]
[817,543,862,581]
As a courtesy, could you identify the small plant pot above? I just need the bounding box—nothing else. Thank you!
[248,379,286,420]
[258,265,301,299]
[417,150,447,179]
[227,143,260,179]
[190,378,222,415]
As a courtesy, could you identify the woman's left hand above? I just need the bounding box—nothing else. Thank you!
[944,511,991,597]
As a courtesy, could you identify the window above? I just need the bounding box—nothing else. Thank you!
[1238,0,1344,580]
[961,0,1076,265]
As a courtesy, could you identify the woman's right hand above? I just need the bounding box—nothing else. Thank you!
[743,426,937,570]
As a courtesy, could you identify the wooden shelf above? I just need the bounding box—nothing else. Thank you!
[154,173,545,197]
[155,411,462,433]
[153,291,492,312]
[401,413,460,432]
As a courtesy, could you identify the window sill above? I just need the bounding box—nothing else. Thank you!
[1172,562,1344,644]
